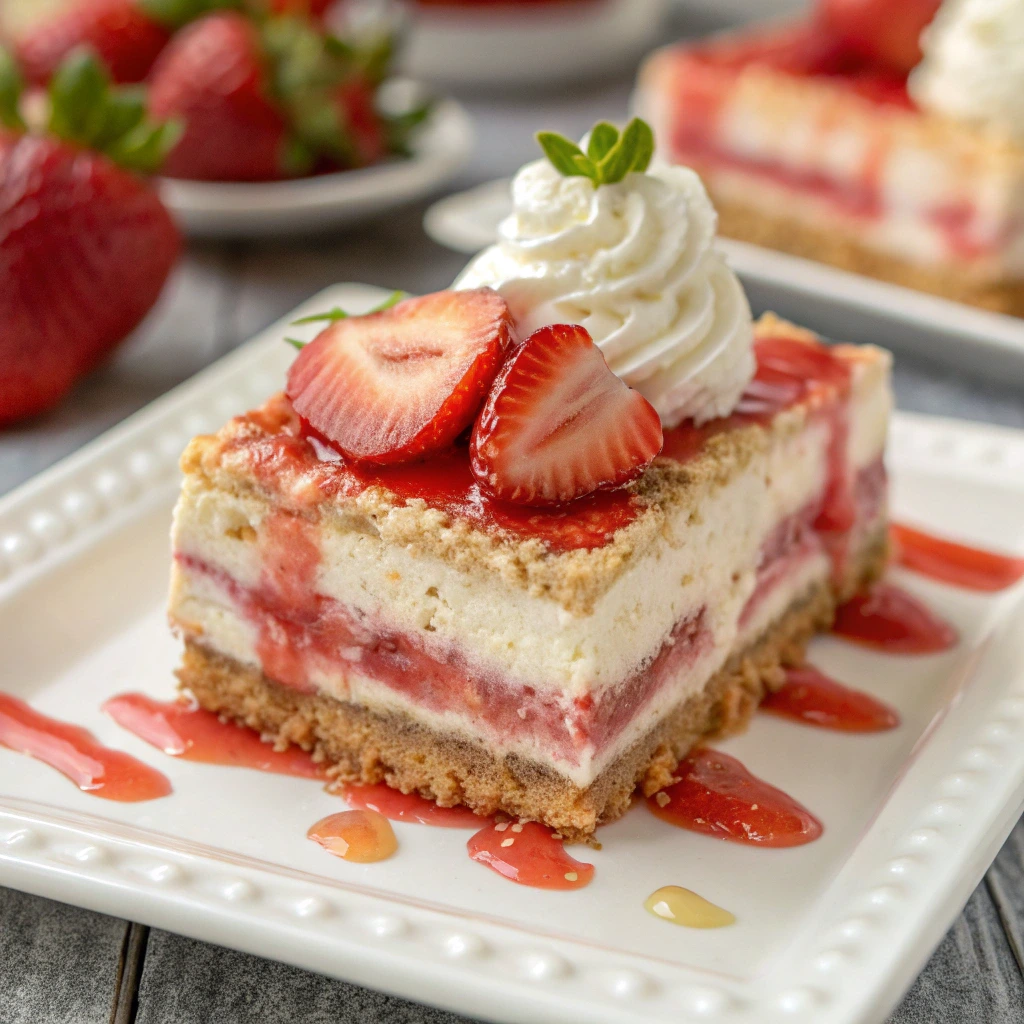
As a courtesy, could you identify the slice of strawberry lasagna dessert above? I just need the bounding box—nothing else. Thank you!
[168,121,891,839]
[636,0,1024,315]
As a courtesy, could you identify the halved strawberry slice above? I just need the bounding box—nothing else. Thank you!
[286,288,516,464]
[470,323,664,506]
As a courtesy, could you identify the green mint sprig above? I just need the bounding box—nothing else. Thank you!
[536,117,654,188]
[285,290,406,349]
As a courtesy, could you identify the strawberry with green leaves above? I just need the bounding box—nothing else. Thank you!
[0,49,181,425]
[148,9,426,181]
[12,0,230,86]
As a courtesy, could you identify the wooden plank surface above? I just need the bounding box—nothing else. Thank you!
[0,887,130,1024]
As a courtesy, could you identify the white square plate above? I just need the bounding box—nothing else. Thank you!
[2,285,1024,1024]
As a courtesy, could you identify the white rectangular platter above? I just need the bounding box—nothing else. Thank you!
[2,284,1024,1024]
[423,181,1024,384]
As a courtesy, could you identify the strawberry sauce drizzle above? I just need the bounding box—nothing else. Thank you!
[102,692,323,778]
[467,820,594,890]
[891,522,1024,593]
[340,782,486,827]
[833,583,959,654]
[0,692,171,802]
[647,747,823,847]
[762,665,900,732]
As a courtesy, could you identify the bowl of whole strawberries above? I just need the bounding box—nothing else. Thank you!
[2,0,472,237]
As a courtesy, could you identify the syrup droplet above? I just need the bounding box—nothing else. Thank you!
[0,692,171,802]
[648,748,822,847]
[467,820,594,890]
[644,886,736,929]
[832,583,958,654]
[339,782,486,827]
[891,522,1024,593]
[762,665,900,732]
[307,809,397,863]
[103,692,323,778]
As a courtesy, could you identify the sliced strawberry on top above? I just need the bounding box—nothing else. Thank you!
[286,288,516,464]
[470,323,664,507]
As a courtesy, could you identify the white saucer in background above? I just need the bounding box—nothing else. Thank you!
[398,0,669,88]
[159,90,473,239]
[424,178,1024,382]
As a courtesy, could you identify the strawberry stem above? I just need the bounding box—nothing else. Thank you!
[0,47,26,132]
[47,50,181,174]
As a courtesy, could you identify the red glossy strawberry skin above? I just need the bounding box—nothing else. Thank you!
[335,75,387,167]
[815,0,940,75]
[0,132,180,425]
[470,323,664,507]
[286,289,516,465]
[16,0,170,85]
[148,12,288,182]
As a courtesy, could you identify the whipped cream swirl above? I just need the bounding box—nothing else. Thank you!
[911,0,1024,141]
[455,157,755,427]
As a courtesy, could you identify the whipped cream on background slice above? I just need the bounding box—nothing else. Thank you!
[911,0,1024,141]
[455,155,755,427]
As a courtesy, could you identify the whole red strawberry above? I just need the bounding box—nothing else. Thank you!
[149,10,422,181]
[0,50,181,425]
[149,11,288,181]
[13,0,228,86]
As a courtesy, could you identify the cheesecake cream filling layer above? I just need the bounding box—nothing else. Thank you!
[171,553,824,786]
[170,356,888,700]
[703,165,1024,280]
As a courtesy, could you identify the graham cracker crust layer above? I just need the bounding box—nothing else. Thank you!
[710,190,1024,318]
[177,530,887,841]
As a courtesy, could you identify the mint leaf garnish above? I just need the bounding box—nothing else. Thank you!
[285,290,407,349]
[536,131,588,178]
[536,116,656,187]
[586,121,618,162]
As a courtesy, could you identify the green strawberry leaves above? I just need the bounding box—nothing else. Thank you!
[536,117,655,188]
[0,47,26,132]
[285,290,406,348]
[139,0,237,29]
[48,49,182,174]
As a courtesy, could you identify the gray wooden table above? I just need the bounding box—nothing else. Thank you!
[3,9,1024,1022]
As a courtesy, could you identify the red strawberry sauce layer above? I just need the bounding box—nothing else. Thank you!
[661,24,996,260]
[231,334,858,554]
[176,546,712,768]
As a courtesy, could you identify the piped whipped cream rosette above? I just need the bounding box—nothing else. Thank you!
[911,0,1024,142]
[456,119,755,427]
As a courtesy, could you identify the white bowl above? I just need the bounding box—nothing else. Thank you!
[158,91,473,239]
[399,0,669,87]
